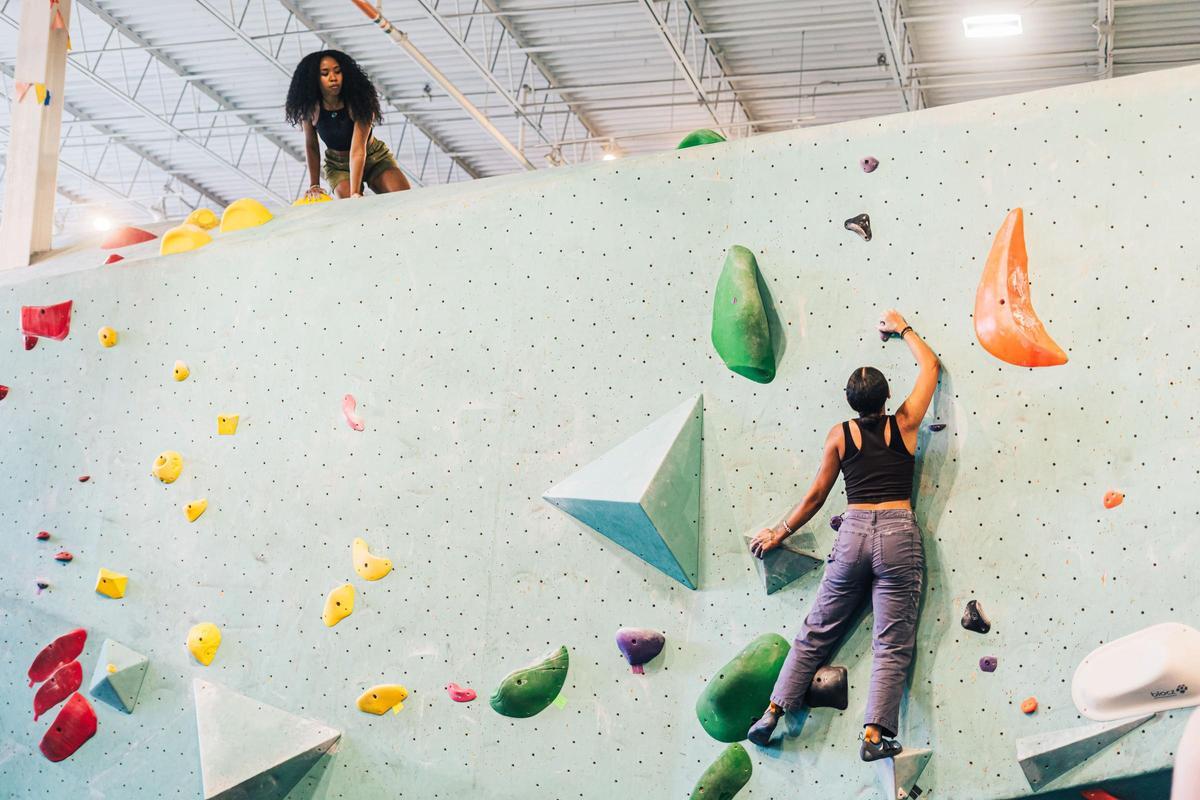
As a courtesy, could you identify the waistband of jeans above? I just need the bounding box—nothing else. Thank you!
[841,508,915,520]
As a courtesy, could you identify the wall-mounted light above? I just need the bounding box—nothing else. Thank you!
[962,14,1022,39]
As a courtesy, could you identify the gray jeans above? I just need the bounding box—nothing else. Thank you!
[770,508,924,737]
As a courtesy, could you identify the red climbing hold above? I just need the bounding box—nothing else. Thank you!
[77,475,90,483]
[54,551,73,563]
[1021,697,1038,714]
[21,300,73,341]
[1103,491,1124,509]
[446,683,477,703]
[37,531,50,540]
[103,253,125,265]
[100,225,156,250]
[38,693,97,762]
[1081,790,1121,800]
[28,629,87,686]
[25,336,38,351]
[34,661,82,721]
[0,385,8,400]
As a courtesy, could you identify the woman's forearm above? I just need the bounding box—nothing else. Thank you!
[901,327,938,368]
[349,146,366,195]
[306,145,321,187]
[781,494,825,535]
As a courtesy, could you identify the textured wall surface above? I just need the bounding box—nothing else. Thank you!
[2,64,1198,800]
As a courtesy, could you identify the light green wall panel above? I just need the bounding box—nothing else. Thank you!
[3,64,1198,799]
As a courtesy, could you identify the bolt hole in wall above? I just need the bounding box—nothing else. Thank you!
[2,64,1200,800]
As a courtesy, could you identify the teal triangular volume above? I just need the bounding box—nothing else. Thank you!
[875,748,932,800]
[743,532,822,595]
[544,395,703,589]
[88,639,149,714]
[1016,714,1152,791]
[193,679,342,800]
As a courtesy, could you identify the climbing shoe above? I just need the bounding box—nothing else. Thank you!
[860,736,903,762]
[747,706,782,747]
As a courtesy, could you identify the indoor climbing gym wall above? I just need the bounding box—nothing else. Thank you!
[2,63,1199,800]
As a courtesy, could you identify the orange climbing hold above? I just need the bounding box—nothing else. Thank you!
[1103,491,1124,509]
[974,208,1068,368]
[1021,696,1038,714]
[100,226,156,250]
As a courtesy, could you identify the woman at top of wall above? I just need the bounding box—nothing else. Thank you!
[747,309,940,762]
[285,49,411,201]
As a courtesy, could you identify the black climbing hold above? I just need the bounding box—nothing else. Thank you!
[829,514,843,531]
[930,423,947,432]
[980,656,998,673]
[860,156,879,173]
[804,665,848,710]
[961,599,991,634]
[844,214,872,242]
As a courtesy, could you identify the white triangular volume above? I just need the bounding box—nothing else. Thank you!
[875,749,932,800]
[1016,714,1153,790]
[193,679,341,800]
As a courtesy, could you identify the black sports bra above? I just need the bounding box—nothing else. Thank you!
[840,415,915,504]
[315,105,354,151]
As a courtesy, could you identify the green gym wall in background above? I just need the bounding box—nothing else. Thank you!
[2,64,1198,799]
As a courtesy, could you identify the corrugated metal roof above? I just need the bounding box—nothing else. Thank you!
[0,0,1197,244]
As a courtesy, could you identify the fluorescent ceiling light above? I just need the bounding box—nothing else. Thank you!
[963,14,1022,39]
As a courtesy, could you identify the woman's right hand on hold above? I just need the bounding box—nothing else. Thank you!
[749,524,787,559]
[878,309,909,339]
[304,184,326,200]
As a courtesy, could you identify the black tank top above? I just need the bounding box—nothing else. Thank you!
[840,415,915,504]
[315,105,354,151]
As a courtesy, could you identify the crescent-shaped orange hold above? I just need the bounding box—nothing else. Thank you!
[974,208,1067,368]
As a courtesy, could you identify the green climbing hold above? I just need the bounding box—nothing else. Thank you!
[490,645,569,718]
[690,743,753,800]
[711,246,776,384]
[678,129,726,149]
[696,633,790,742]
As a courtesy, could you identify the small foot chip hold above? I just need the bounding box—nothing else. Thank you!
[184,208,218,230]
[860,156,879,173]
[104,253,125,265]
[1081,790,1121,800]
[690,742,752,799]
[151,450,183,483]
[446,683,477,703]
[21,300,74,341]
[217,414,239,435]
[97,326,118,348]
[38,693,97,762]
[1103,491,1124,509]
[1022,697,1039,714]
[24,335,38,351]
[323,584,355,627]
[352,537,392,581]
[219,197,274,233]
[0,385,7,400]
[343,394,365,431]
[172,360,190,381]
[34,661,83,720]
[55,551,74,564]
[490,646,570,718]
[844,213,872,241]
[36,579,50,594]
[29,629,87,686]
[185,499,208,522]
[961,599,991,634]
[77,475,90,483]
[95,568,128,599]
[677,128,726,149]
[980,656,998,673]
[615,627,666,674]
[37,530,51,540]
[356,684,408,715]
[930,423,947,432]
[187,623,222,666]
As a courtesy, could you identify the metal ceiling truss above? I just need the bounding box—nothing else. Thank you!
[636,0,754,133]
[1095,0,1116,79]
[872,0,925,112]
[414,0,599,165]
[272,0,479,185]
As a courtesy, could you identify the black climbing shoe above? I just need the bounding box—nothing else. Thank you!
[747,707,782,747]
[860,736,903,762]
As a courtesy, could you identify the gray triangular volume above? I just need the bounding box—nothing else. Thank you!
[743,532,822,595]
[544,395,702,589]
[88,639,149,714]
[875,748,932,800]
[1016,714,1153,790]
[194,679,341,800]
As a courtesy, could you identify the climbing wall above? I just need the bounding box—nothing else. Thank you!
[2,63,1198,800]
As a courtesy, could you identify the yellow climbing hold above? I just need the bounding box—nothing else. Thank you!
[185,208,218,230]
[323,583,355,627]
[356,684,408,715]
[97,326,118,348]
[95,568,128,599]
[185,499,208,522]
[152,450,183,484]
[187,622,222,666]
[292,191,332,206]
[160,223,212,256]
[220,198,273,232]
[217,414,239,435]
[353,537,393,581]
[106,663,117,674]
[173,360,190,381]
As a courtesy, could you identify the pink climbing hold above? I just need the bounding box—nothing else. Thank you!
[343,394,365,431]
[21,300,73,341]
[25,336,38,351]
[77,475,90,483]
[100,226,156,250]
[37,531,51,540]
[446,683,477,703]
[54,551,73,564]
[0,385,8,400]
[103,253,125,265]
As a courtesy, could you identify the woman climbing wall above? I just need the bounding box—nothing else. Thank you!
[747,309,940,761]
[285,50,411,200]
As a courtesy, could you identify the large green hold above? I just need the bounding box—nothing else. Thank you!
[490,645,569,718]
[711,246,776,383]
[678,129,726,149]
[695,633,790,742]
[690,743,753,800]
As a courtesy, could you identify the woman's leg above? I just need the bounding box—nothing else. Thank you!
[864,521,924,740]
[332,180,351,199]
[367,166,411,194]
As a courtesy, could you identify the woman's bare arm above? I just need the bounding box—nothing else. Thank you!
[302,118,321,191]
[749,425,842,557]
[348,119,370,196]
[880,309,940,435]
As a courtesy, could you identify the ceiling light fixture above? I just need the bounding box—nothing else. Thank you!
[962,14,1023,39]
[91,215,112,232]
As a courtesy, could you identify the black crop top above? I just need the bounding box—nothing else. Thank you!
[315,105,355,151]
[840,416,915,504]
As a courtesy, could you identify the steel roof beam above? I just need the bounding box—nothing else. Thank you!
[1096,0,1116,78]
[871,0,925,111]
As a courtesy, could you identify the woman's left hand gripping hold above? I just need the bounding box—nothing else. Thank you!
[750,523,789,558]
